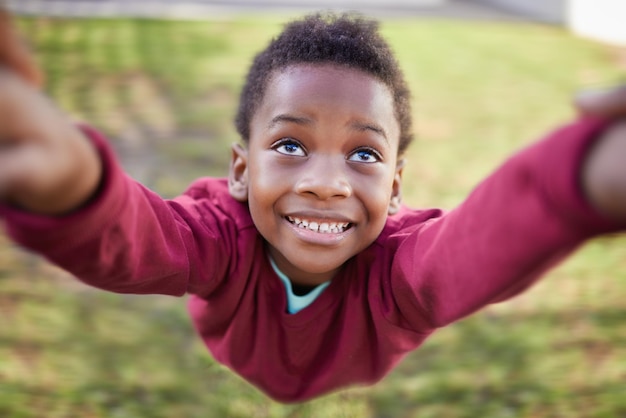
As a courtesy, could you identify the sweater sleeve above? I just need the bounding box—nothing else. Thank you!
[392,117,625,330]
[0,125,227,296]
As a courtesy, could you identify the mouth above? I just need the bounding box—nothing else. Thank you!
[286,216,353,234]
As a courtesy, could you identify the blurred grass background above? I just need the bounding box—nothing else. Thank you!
[1,12,625,418]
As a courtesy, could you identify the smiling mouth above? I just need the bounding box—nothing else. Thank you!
[286,216,353,233]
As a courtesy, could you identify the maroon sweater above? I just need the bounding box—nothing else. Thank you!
[1,118,623,402]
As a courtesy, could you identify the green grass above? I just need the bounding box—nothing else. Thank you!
[1,14,625,417]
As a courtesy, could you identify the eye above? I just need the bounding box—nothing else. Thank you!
[272,138,306,157]
[347,147,382,163]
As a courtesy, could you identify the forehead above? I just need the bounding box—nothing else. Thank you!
[253,64,399,140]
[264,64,394,113]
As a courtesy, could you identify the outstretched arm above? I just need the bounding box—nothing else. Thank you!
[577,86,626,221]
[394,103,625,330]
[0,10,196,296]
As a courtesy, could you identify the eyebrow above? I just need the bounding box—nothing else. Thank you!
[268,113,389,145]
[349,121,389,144]
[268,114,314,129]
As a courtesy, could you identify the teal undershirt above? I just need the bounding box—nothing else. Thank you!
[268,256,331,314]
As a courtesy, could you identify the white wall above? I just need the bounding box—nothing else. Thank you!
[569,0,626,45]
[477,0,626,46]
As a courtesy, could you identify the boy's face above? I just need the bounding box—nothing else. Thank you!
[229,64,403,286]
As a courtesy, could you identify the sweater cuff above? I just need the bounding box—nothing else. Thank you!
[539,116,626,235]
[0,124,129,252]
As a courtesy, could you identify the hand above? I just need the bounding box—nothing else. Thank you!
[0,71,102,215]
[577,85,626,222]
[0,8,43,88]
[575,85,626,119]
[0,9,101,215]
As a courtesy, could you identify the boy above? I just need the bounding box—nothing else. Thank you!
[0,12,625,403]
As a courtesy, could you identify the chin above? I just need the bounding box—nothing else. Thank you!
[286,258,346,283]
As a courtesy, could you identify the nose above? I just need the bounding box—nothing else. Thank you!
[294,155,352,200]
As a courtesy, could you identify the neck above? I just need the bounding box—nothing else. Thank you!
[267,246,338,286]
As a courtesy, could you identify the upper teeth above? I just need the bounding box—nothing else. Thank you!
[287,216,350,233]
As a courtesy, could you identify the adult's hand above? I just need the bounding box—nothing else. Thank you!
[0,8,43,87]
[575,85,626,119]
[578,85,626,222]
[0,9,101,215]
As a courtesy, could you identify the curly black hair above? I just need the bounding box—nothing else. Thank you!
[235,12,414,156]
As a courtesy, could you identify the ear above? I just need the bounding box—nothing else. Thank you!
[388,159,405,215]
[228,143,249,202]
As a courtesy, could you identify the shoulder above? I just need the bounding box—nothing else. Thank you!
[183,177,231,201]
[357,205,445,286]
[376,205,445,245]
[174,177,255,230]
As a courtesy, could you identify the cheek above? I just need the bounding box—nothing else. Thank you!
[246,184,278,238]
[354,171,395,208]
[246,155,287,217]
[249,157,281,196]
